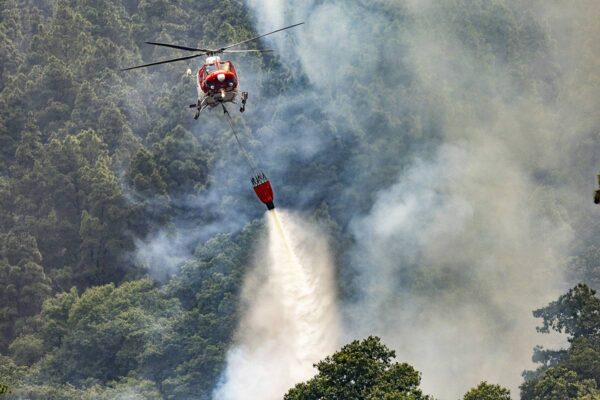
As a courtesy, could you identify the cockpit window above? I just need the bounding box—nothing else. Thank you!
[220,62,231,71]
[205,63,217,74]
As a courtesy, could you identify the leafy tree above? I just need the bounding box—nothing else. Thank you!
[9,129,139,288]
[128,147,168,196]
[151,124,211,194]
[284,336,432,400]
[463,381,511,400]
[8,334,44,366]
[522,284,600,399]
[520,367,600,400]
[37,288,79,350]
[0,232,51,351]
[565,336,600,386]
[533,284,600,341]
[0,354,27,388]
[35,278,180,384]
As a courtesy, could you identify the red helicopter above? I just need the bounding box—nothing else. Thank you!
[122,22,303,119]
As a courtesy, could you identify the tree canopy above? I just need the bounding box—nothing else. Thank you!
[521,284,600,400]
[284,336,432,400]
[463,381,512,400]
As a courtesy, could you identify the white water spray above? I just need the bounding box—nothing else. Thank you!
[213,209,340,400]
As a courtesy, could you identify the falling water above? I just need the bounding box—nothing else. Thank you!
[212,209,340,400]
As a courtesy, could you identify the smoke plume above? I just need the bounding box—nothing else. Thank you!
[245,0,600,398]
[126,0,599,397]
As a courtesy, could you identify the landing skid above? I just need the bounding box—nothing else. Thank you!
[189,99,208,120]
[189,91,248,119]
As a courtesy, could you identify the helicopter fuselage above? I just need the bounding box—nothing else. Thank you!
[197,56,239,107]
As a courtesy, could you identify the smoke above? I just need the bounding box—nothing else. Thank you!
[212,209,340,400]
[122,0,599,397]
[346,143,572,397]
[245,0,600,398]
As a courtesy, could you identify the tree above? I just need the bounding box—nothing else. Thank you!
[522,284,600,399]
[520,367,600,400]
[284,336,432,400]
[463,381,511,400]
[566,336,600,386]
[127,147,168,197]
[0,232,51,351]
[9,334,44,366]
[151,124,210,194]
[533,284,600,341]
[35,278,180,384]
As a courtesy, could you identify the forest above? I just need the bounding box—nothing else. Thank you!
[0,0,599,399]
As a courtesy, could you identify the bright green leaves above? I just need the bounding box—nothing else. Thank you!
[284,336,432,400]
[463,381,512,400]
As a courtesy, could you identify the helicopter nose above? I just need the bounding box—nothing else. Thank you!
[217,73,226,82]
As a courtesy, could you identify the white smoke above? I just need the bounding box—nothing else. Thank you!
[245,0,600,398]
[346,143,572,397]
[213,210,340,400]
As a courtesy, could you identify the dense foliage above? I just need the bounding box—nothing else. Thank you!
[284,336,432,400]
[283,337,518,400]
[0,0,268,397]
[463,382,512,400]
[521,284,600,400]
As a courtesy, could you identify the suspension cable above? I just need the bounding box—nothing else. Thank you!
[221,104,261,174]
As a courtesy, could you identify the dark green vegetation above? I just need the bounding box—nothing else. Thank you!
[284,336,434,400]
[0,0,599,399]
[282,336,517,400]
[521,284,600,400]
[0,0,273,397]
[463,382,511,400]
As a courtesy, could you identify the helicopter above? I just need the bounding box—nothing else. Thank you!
[122,22,304,119]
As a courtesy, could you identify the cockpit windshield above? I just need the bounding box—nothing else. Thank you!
[205,63,217,74]
[220,62,231,71]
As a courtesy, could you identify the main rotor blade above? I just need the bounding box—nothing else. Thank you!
[121,54,203,71]
[145,41,209,52]
[222,49,274,53]
[219,22,304,51]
